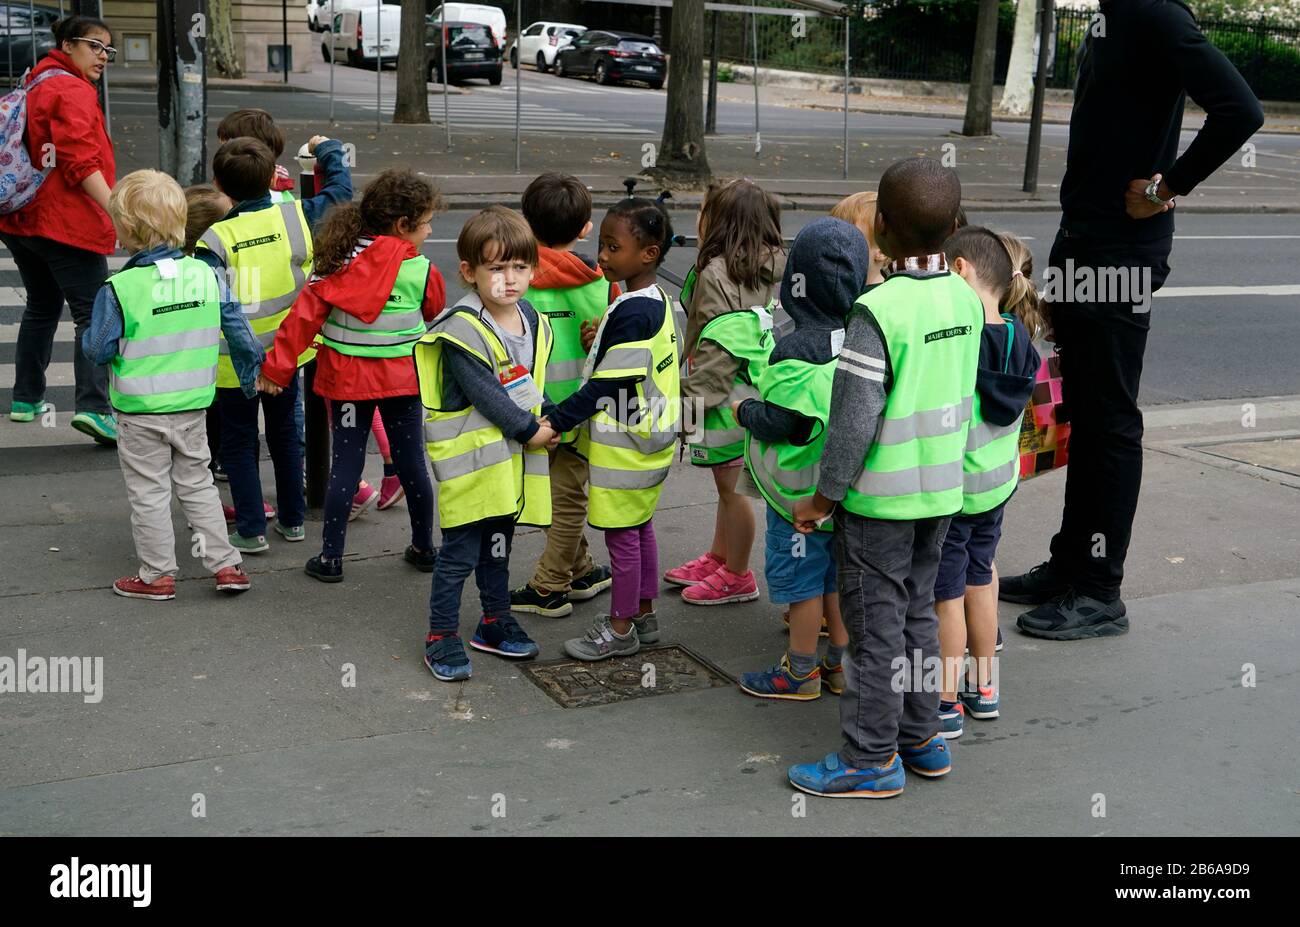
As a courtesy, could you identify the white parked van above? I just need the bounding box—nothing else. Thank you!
[309,1,399,33]
[429,4,507,48]
[322,4,401,67]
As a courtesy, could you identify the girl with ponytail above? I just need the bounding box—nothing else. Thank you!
[930,225,1045,739]
[257,170,446,583]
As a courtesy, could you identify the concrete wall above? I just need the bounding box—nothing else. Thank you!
[102,0,314,74]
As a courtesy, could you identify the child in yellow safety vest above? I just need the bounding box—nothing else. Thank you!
[82,171,263,601]
[415,207,559,682]
[543,198,682,662]
[933,227,1044,740]
[509,172,621,619]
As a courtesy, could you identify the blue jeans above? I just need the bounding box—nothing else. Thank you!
[217,377,306,537]
[428,516,514,634]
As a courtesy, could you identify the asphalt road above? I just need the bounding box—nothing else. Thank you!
[5,208,1296,413]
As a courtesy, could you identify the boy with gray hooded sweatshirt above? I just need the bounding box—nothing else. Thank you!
[734,217,871,701]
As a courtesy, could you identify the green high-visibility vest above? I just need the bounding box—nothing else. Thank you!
[532,274,609,445]
[196,200,315,388]
[688,303,775,466]
[415,306,553,530]
[320,255,430,358]
[107,257,222,414]
[841,272,983,521]
[576,286,681,530]
[962,315,1022,514]
[743,350,836,531]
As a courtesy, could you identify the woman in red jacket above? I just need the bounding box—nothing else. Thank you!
[1,15,118,444]
[257,170,446,584]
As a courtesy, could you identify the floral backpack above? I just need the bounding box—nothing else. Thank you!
[0,68,77,215]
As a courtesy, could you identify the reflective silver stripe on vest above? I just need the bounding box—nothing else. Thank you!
[875,395,974,446]
[109,365,218,396]
[965,418,1020,452]
[762,445,817,493]
[547,357,586,384]
[965,459,1018,493]
[589,463,670,491]
[118,327,220,360]
[437,313,496,362]
[432,437,513,481]
[321,322,423,347]
[279,200,310,292]
[239,288,301,322]
[595,345,652,375]
[218,327,277,355]
[589,419,677,455]
[696,383,759,448]
[197,229,227,264]
[523,450,548,475]
[326,306,425,333]
[851,458,964,497]
[424,408,496,443]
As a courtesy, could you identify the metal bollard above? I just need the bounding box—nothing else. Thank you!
[299,167,330,513]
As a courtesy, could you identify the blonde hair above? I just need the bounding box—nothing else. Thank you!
[183,184,228,255]
[998,231,1047,341]
[457,205,538,271]
[111,170,186,252]
[830,191,878,250]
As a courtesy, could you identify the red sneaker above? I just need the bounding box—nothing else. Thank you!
[663,551,723,587]
[113,575,176,601]
[681,566,760,606]
[223,502,277,524]
[350,481,378,521]
[215,566,251,593]
[377,474,404,510]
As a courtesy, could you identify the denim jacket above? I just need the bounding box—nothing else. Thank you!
[82,244,264,398]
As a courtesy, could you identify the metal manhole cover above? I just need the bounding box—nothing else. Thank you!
[521,644,733,708]
[1193,436,1300,478]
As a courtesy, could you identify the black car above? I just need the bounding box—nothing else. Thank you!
[425,18,502,86]
[554,30,664,89]
[1,3,60,80]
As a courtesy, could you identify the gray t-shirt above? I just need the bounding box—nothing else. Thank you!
[484,305,534,373]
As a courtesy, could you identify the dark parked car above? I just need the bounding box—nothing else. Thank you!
[1,3,60,81]
[554,30,664,89]
[425,18,502,85]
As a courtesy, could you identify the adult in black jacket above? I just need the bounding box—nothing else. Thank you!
[1004,0,1264,639]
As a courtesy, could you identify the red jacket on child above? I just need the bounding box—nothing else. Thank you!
[262,236,446,400]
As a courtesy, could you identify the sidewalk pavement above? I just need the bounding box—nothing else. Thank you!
[106,98,1300,214]
[0,395,1296,835]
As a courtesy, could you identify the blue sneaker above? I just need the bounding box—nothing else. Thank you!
[470,614,540,660]
[899,734,953,778]
[425,632,472,681]
[70,411,117,445]
[939,701,964,739]
[739,655,821,701]
[960,683,1000,720]
[787,752,905,799]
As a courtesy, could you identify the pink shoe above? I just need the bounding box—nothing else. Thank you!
[681,566,760,606]
[223,502,276,524]
[377,474,404,510]
[664,551,724,587]
[350,481,379,521]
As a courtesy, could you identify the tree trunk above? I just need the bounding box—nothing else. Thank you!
[208,0,242,79]
[1000,0,1038,115]
[394,0,430,123]
[962,0,1000,136]
[654,0,710,184]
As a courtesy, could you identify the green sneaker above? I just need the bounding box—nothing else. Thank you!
[228,532,269,554]
[631,609,660,644]
[70,411,117,445]
[274,522,305,542]
[9,400,49,423]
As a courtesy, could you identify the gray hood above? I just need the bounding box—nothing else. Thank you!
[771,217,871,365]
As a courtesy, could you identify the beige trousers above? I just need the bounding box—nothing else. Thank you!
[529,443,596,593]
[117,410,241,583]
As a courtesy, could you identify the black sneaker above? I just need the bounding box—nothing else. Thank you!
[1016,591,1128,641]
[999,560,1070,604]
[996,627,1004,652]
[404,545,439,573]
[510,583,572,618]
[305,555,344,583]
[569,564,613,601]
